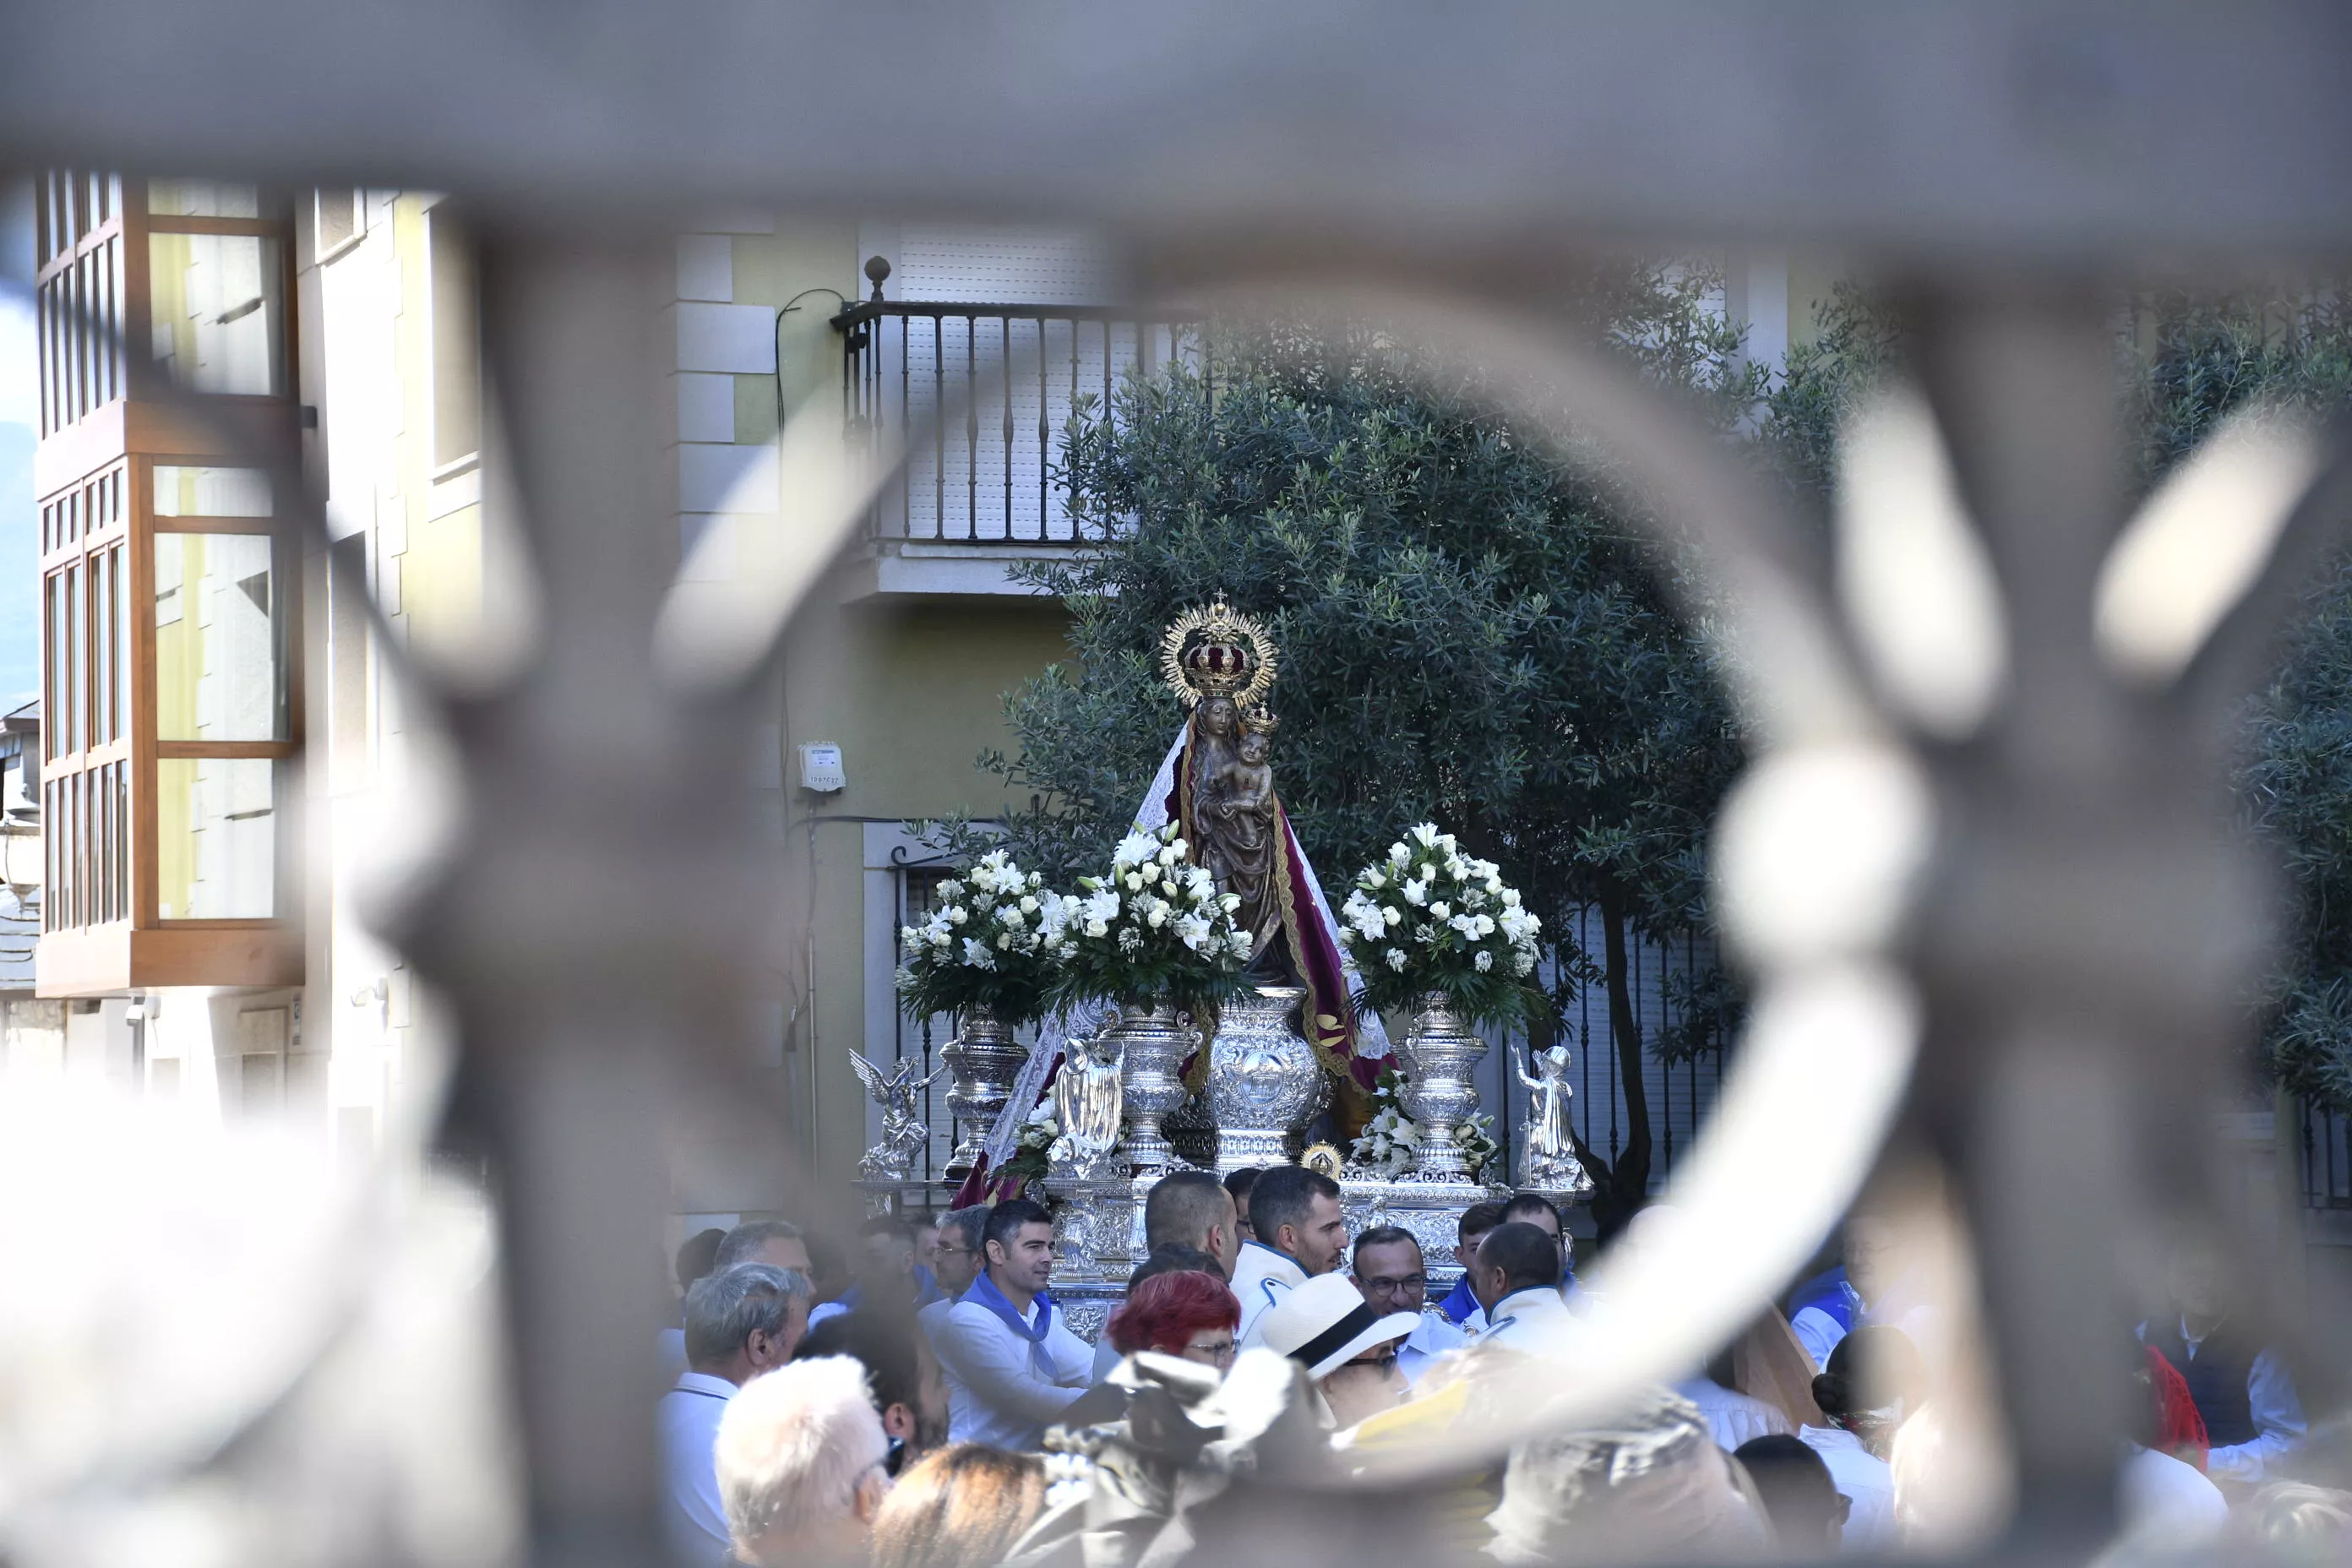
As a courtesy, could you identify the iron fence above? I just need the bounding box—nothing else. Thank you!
[13,5,2352,1565]
[2306,1098,2352,1210]
[835,300,1202,546]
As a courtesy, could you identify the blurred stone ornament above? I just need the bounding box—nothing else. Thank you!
[849,1050,943,1181]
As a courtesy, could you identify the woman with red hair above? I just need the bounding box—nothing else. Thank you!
[1105,1268,1241,1371]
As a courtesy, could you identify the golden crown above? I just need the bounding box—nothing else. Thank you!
[1159,595,1278,710]
[1239,704,1280,737]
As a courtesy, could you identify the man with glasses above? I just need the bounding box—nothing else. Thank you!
[1351,1225,1465,1386]
[916,1206,988,1350]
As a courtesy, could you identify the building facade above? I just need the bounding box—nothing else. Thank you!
[24,180,1852,1228]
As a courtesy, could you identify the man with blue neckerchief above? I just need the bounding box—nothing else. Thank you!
[931,1197,1093,1450]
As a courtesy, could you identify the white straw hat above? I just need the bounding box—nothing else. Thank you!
[1255,1272,1421,1380]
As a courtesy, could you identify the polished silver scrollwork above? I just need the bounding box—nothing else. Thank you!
[1396,993,1485,1180]
[940,1006,1029,1178]
[1206,984,1330,1172]
[1110,1002,1198,1175]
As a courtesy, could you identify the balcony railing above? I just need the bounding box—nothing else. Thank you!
[835,300,1202,546]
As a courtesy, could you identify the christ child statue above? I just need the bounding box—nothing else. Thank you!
[1202,707,1285,970]
[1211,724,1277,854]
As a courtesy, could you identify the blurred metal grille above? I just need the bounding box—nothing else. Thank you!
[5,5,2352,1568]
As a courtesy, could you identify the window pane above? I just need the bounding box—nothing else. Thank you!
[154,532,286,742]
[47,565,83,756]
[148,233,285,396]
[154,465,272,518]
[147,180,259,219]
[45,571,68,757]
[111,544,128,743]
[92,549,113,745]
[156,758,275,918]
[68,563,83,754]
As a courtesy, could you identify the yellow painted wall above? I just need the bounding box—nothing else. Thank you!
[781,596,1072,1187]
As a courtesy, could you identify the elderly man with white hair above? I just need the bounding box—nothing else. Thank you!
[716,1355,894,1568]
[660,1262,814,1565]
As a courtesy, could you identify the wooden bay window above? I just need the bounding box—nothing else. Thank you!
[35,175,302,996]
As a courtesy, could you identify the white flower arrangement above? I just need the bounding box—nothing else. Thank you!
[1338,824,1542,1026]
[896,849,1068,1025]
[1348,1064,1502,1182]
[1348,1068,1424,1178]
[1051,823,1252,1011]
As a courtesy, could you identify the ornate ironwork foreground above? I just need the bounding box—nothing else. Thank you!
[4,5,2352,1568]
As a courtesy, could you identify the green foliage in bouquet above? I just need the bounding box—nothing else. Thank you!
[895,851,1070,1026]
[1051,824,1251,1014]
[1339,824,1543,1030]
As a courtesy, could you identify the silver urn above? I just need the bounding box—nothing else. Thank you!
[1207,984,1330,1173]
[1399,992,1487,1179]
[940,1005,1028,1178]
[1109,1001,1198,1176]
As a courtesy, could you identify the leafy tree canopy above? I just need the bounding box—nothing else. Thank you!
[981,269,1760,1223]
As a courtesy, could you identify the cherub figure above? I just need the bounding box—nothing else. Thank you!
[1513,1042,1592,1195]
[850,1051,944,1180]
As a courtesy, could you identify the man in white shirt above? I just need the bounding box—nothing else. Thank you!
[1233,1164,1348,1348]
[2143,1238,2308,1489]
[1676,1373,1793,1452]
[1466,1221,1576,1353]
[917,1206,988,1349]
[1788,1206,1934,1375]
[658,1262,812,1566]
[662,1222,804,1383]
[1349,1225,1464,1384]
[1461,1194,1578,1337]
[808,1216,946,1331]
[1796,1422,1896,1553]
[930,1197,1093,1450]
[714,1218,813,1275]
[713,1355,892,1568]
[1142,1169,1242,1278]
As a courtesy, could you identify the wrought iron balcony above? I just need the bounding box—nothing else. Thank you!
[835,297,1201,547]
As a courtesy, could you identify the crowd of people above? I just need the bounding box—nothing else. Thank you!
[654,1172,2344,1566]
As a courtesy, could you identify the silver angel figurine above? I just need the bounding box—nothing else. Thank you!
[1513,1042,1592,1197]
[1053,1030,1124,1177]
[851,1051,944,1181]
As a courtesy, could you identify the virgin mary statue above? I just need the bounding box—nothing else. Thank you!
[1130,597,1386,1087]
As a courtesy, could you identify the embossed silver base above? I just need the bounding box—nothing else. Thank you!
[941,1008,1030,1178]
[1042,1167,1140,1285]
[1051,1281,1125,1347]
[851,1178,949,1218]
[1110,1003,1197,1176]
